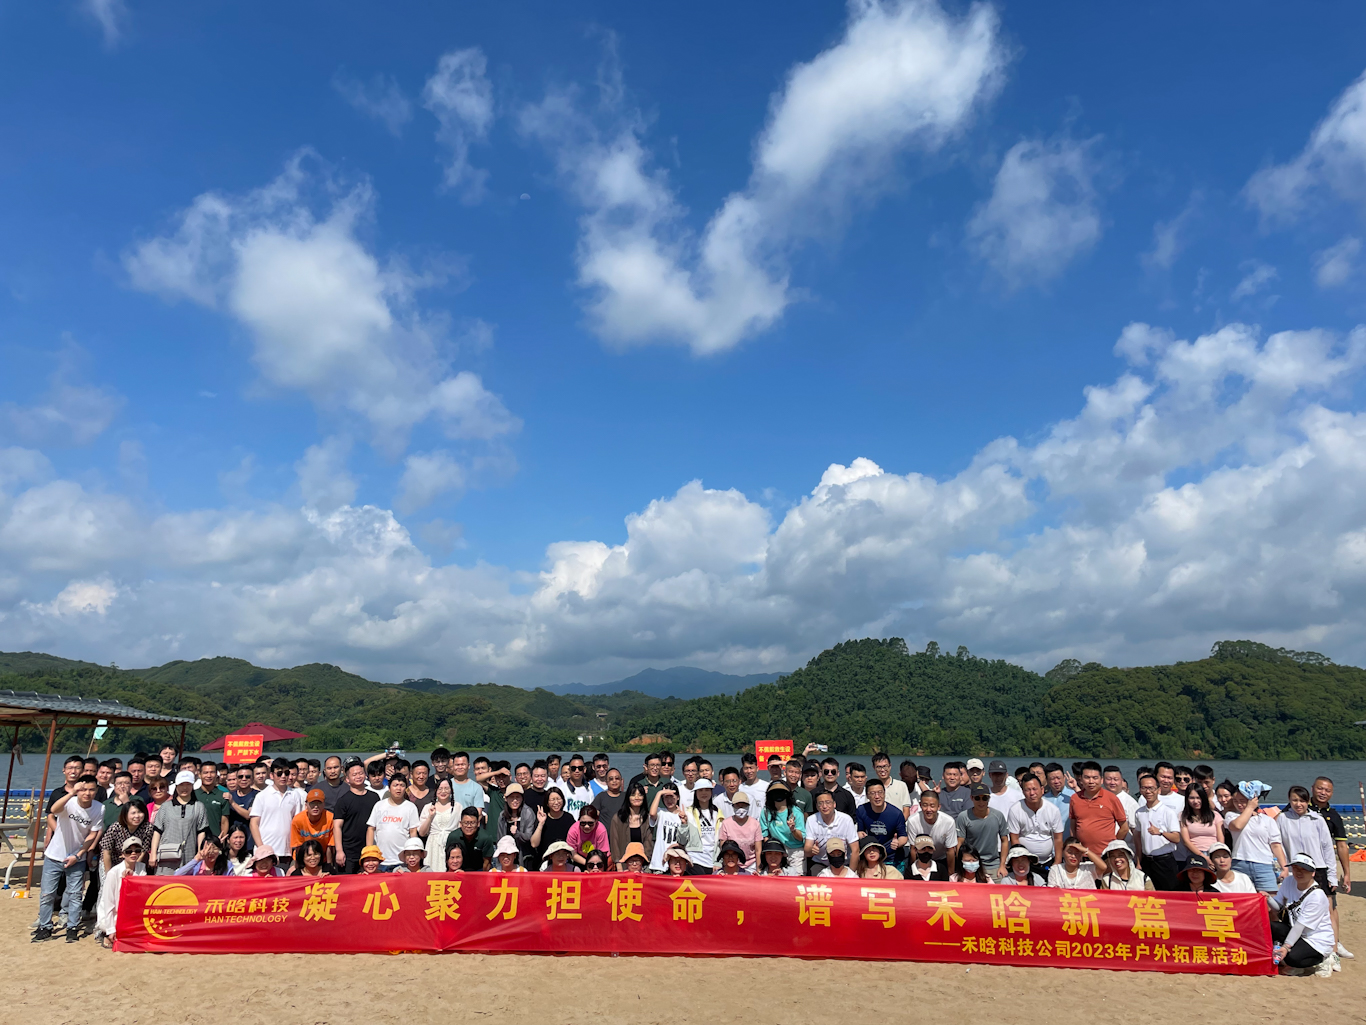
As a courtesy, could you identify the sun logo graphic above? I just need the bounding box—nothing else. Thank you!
[142,883,201,941]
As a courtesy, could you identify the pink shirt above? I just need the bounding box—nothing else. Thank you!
[718,816,762,868]
[565,821,610,861]
[1183,817,1220,855]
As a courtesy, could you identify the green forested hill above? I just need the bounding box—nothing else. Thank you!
[608,638,1366,759]
[1,638,1363,758]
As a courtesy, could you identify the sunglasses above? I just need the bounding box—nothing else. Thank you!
[823,769,838,776]
[973,795,990,801]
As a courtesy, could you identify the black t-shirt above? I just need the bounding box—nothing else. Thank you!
[818,784,858,820]
[534,812,574,864]
[333,788,380,855]
[407,787,435,817]
[318,776,348,812]
[523,786,550,813]
[592,790,626,823]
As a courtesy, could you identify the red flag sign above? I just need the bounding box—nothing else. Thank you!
[755,739,794,764]
[222,735,264,764]
[116,873,1273,974]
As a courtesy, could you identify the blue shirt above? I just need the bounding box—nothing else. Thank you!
[856,804,908,862]
[1043,788,1074,818]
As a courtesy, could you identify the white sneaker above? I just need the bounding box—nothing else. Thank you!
[1315,958,1333,978]
[1337,942,1354,959]
[1332,953,1342,973]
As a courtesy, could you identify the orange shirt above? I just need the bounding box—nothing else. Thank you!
[290,809,334,851]
[1068,789,1126,854]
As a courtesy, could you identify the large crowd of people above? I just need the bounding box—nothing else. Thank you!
[29,744,1354,975]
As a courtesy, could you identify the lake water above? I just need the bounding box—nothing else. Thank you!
[7,749,1365,806]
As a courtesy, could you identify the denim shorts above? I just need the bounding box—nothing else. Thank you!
[1232,858,1278,892]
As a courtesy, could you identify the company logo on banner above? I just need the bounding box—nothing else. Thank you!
[755,739,794,764]
[142,883,201,940]
[223,735,264,764]
[116,874,1273,974]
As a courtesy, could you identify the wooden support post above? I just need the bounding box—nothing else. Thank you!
[24,716,59,892]
[2,725,19,822]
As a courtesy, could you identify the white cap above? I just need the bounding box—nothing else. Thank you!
[965,758,985,771]
[174,770,197,786]
[1289,852,1317,870]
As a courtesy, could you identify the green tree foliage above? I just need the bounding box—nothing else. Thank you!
[3,638,1364,758]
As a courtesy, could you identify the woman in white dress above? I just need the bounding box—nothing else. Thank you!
[96,836,146,949]
[420,778,459,870]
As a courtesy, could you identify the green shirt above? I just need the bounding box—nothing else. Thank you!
[195,787,228,835]
[790,787,814,817]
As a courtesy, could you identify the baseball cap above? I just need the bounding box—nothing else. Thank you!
[359,845,383,862]
[826,837,848,854]
[969,782,990,796]
[174,770,197,786]
[1206,842,1232,857]
[731,791,751,805]
[1180,854,1212,876]
[1238,780,1273,799]
[1289,852,1316,870]
[121,836,144,852]
[401,837,426,853]
[503,783,525,796]
[988,759,1007,774]
[965,758,985,771]
[693,778,714,790]
[912,834,936,851]
[1101,839,1130,857]
[494,835,520,857]
[621,842,648,863]
[306,788,326,804]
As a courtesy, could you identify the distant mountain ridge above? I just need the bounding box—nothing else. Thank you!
[545,666,787,701]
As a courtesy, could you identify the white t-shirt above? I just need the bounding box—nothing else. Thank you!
[648,809,689,873]
[988,788,1022,818]
[843,784,869,808]
[906,811,958,858]
[555,782,594,818]
[740,780,769,810]
[1047,862,1098,889]
[251,786,304,854]
[1134,801,1180,857]
[1006,800,1064,861]
[1274,876,1335,956]
[48,799,103,861]
[1110,790,1140,851]
[806,810,858,864]
[1223,810,1282,865]
[1213,871,1256,893]
[366,799,419,864]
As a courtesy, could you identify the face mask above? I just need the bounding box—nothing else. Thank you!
[732,806,749,820]
[916,850,933,863]
[828,853,845,866]
[961,860,980,874]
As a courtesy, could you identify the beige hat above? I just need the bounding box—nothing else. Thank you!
[503,783,525,796]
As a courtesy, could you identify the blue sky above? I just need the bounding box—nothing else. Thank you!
[4,1,1366,685]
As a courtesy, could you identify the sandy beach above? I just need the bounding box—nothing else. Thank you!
[1,880,1362,1025]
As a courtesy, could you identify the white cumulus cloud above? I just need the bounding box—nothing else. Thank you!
[1315,236,1361,288]
[522,0,1005,354]
[423,48,495,202]
[968,136,1105,287]
[4,320,1366,683]
[122,152,519,457]
[1245,69,1366,223]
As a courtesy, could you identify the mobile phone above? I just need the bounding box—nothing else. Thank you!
[814,744,829,753]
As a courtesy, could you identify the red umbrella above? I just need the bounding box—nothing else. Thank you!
[200,722,307,751]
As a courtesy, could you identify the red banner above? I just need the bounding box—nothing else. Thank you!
[116,873,1272,973]
[222,735,264,764]
[755,739,795,764]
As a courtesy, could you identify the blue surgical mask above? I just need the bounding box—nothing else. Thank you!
[961,860,980,873]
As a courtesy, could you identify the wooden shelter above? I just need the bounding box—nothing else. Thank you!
[0,689,202,890]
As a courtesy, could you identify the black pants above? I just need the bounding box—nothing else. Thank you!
[1270,919,1326,969]
[1144,852,1179,891]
